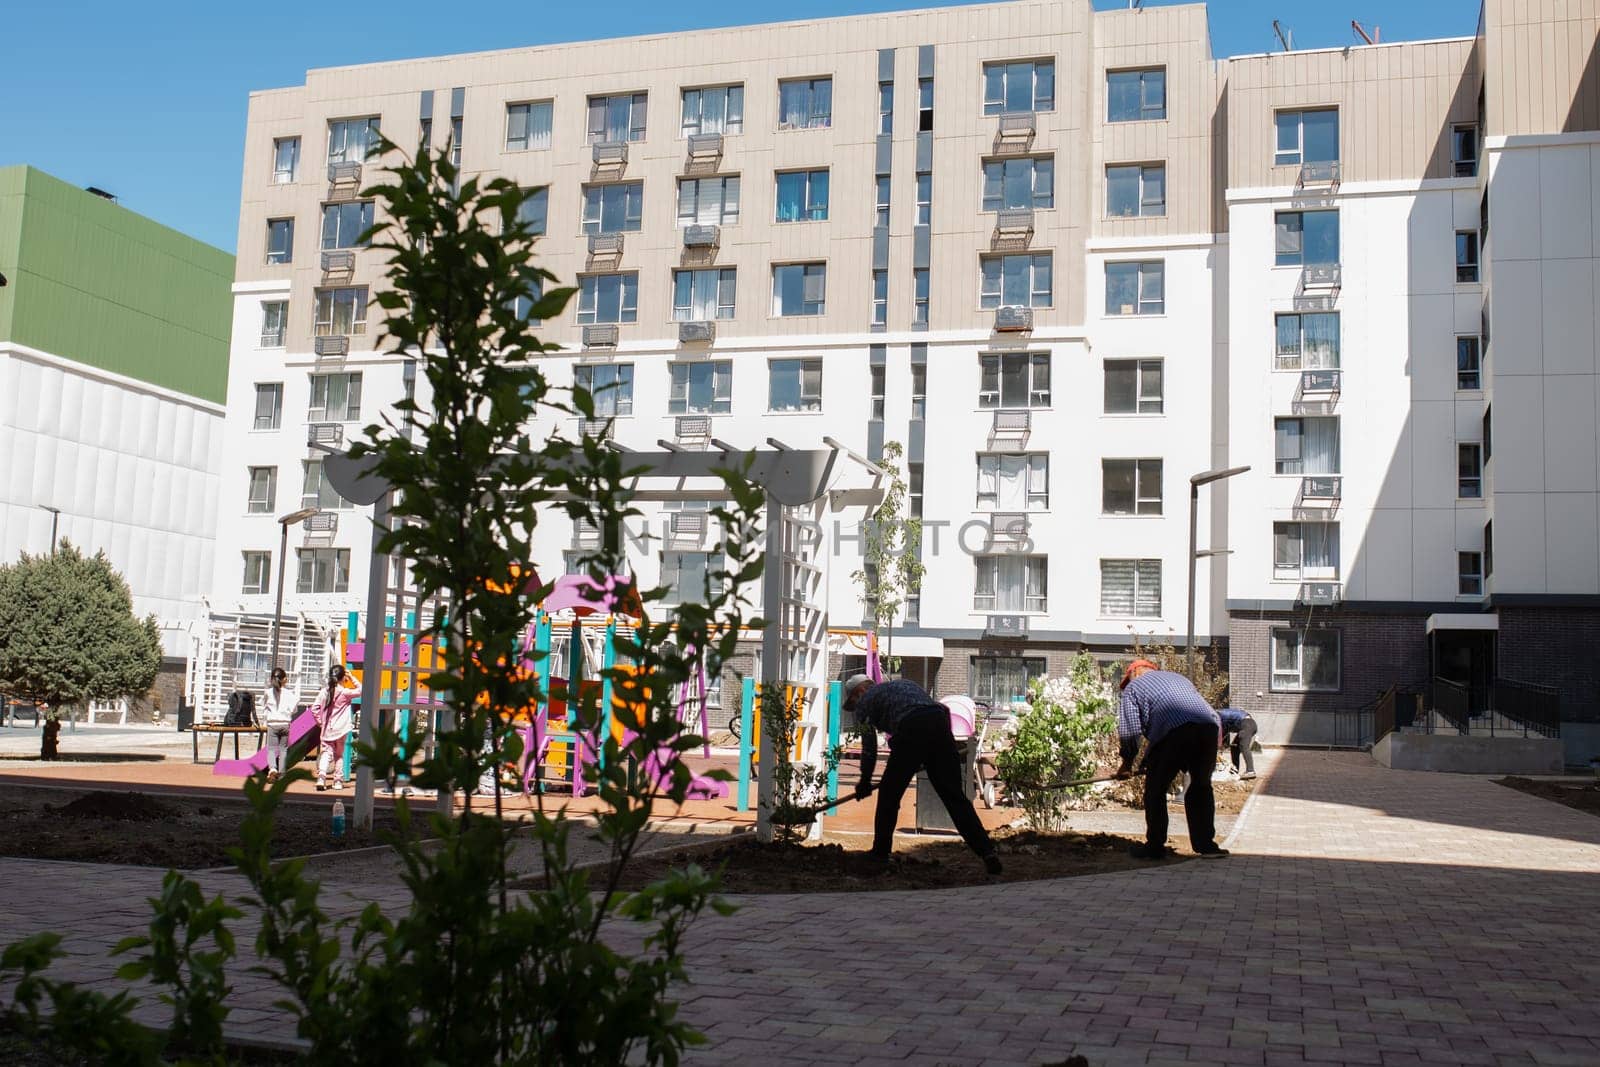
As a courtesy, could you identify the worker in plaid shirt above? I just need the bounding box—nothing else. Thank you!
[1114,660,1229,860]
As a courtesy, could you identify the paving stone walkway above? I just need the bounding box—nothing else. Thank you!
[1,749,1597,1065]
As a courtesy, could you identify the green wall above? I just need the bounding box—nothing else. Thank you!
[0,166,233,404]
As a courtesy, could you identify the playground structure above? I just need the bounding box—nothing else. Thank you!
[185,611,336,723]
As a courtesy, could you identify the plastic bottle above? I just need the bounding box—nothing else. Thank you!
[331,799,346,838]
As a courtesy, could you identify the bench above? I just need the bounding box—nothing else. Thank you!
[192,724,266,764]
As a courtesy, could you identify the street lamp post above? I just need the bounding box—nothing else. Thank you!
[1186,465,1251,674]
[270,507,321,676]
[39,506,61,556]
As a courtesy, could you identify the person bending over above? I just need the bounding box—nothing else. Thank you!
[1218,707,1258,780]
[1114,660,1229,860]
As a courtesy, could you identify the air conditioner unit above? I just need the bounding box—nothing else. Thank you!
[984,614,1029,637]
[313,335,349,357]
[578,418,614,439]
[587,233,625,256]
[669,511,707,538]
[591,141,628,166]
[686,133,724,160]
[304,512,339,534]
[678,320,715,343]
[326,161,363,185]
[320,250,355,276]
[989,512,1030,541]
[995,208,1035,238]
[675,415,712,441]
[582,324,620,349]
[991,408,1031,435]
[683,224,720,248]
[1299,581,1342,606]
[995,305,1033,332]
[997,112,1036,137]
[306,423,344,448]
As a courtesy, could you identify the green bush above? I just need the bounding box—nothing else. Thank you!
[993,654,1116,832]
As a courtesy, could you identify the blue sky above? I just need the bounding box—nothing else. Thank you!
[0,0,1480,254]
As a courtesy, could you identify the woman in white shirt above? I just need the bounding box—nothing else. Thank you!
[262,667,295,782]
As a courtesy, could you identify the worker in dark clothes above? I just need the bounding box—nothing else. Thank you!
[1218,707,1258,780]
[843,675,1003,876]
[1114,660,1229,860]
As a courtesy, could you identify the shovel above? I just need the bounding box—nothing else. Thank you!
[770,792,861,826]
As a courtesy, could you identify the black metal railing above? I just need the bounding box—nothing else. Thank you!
[1432,678,1472,734]
[1373,685,1427,744]
[1491,677,1562,739]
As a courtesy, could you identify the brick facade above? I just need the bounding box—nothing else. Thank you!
[1228,609,1431,719]
[1496,607,1600,724]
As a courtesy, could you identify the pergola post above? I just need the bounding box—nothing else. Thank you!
[755,492,784,844]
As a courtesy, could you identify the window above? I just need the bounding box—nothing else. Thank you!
[1271,629,1340,691]
[677,176,740,227]
[673,268,737,321]
[982,156,1054,212]
[511,278,544,324]
[913,269,930,326]
[1275,210,1340,266]
[301,460,352,511]
[984,59,1055,115]
[419,116,432,153]
[772,263,826,316]
[516,188,548,236]
[448,117,462,170]
[253,383,283,430]
[574,363,634,417]
[775,169,829,222]
[1457,336,1482,390]
[242,552,272,596]
[870,363,886,419]
[1275,313,1340,369]
[1456,231,1480,283]
[266,218,293,265]
[681,85,743,136]
[1273,522,1340,579]
[320,201,373,250]
[327,117,380,164]
[1484,520,1494,577]
[272,137,300,184]
[1106,163,1165,218]
[875,176,891,228]
[911,363,927,420]
[661,551,724,604]
[1274,108,1339,166]
[769,358,823,412]
[981,254,1053,309]
[1102,459,1163,516]
[247,467,277,514]
[587,93,648,144]
[878,82,894,134]
[918,77,934,131]
[1275,417,1340,475]
[1458,443,1483,499]
[1104,261,1164,315]
[974,555,1048,612]
[1100,559,1161,618]
[979,352,1051,408]
[977,454,1049,510]
[581,182,643,234]
[1483,406,1492,461]
[1106,67,1166,122]
[296,548,351,594]
[505,100,553,151]
[1103,359,1163,414]
[1451,124,1478,177]
[1458,551,1484,596]
[970,657,1047,707]
[313,287,368,336]
[871,270,888,327]
[908,461,924,518]
[778,77,832,129]
[915,172,932,226]
[669,360,732,414]
[260,301,288,348]
[577,273,639,324]
[309,372,362,422]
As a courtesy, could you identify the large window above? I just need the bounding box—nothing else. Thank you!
[1459,551,1484,596]
[913,268,930,326]
[1102,459,1163,516]
[1274,108,1339,167]
[775,169,829,222]
[1457,336,1481,390]
[505,100,553,151]
[247,467,277,514]
[970,656,1047,708]
[1275,417,1340,475]
[772,263,826,316]
[253,383,283,430]
[778,77,832,130]
[870,363,886,419]
[577,273,639,324]
[1458,443,1483,499]
[587,93,648,143]
[301,460,352,511]
[677,176,740,227]
[875,176,891,228]
[308,372,362,422]
[1100,559,1161,618]
[982,156,1054,212]
[673,268,736,321]
[260,301,288,348]
[915,172,932,226]
[911,363,927,420]
[266,219,293,265]
[1105,261,1164,315]
[1274,522,1340,579]
[1104,359,1163,414]
[327,117,380,164]
[516,188,548,236]
[1275,313,1340,369]
[769,358,823,412]
[871,269,888,327]
[984,59,1055,114]
[573,363,634,417]
[681,85,744,136]
[979,352,1051,408]
[242,552,271,596]
[669,360,732,414]
[977,454,1049,510]
[1106,164,1165,217]
[313,287,367,336]
[320,201,373,250]
[1275,210,1340,266]
[272,137,300,184]
[981,254,1053,309]
[879,82,894,135]
[1106,68,1166,122]
[296,548,351,594]
[581,182,643,234]
[1270,629,1340,692]
[1451,123,1478,178]
[919,77,934,131]
[661,551,724,604]
[974,555,1048,612]
[1456,231,1480,283]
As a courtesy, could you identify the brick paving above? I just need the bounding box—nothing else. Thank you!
[1,749,1598,1065]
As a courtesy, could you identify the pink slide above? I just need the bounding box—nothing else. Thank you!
[212,708,320,777]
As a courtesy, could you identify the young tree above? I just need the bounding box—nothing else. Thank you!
[850,440,925,672]
[0,543,161,759]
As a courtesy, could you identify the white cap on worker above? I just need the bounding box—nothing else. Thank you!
[842,674,873,705]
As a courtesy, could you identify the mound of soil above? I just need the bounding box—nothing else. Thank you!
[59,790,181,822]
[1496,776,1600,817]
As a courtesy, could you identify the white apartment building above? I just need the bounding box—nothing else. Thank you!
[212,0,1600,750]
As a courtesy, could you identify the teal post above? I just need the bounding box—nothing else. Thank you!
[598,620,618,774]
[826,681,842,801]
[341,611,360,782]
[737,677,755,812]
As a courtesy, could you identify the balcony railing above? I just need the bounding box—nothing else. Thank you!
[326,162,362,200]
[993,112,1036,155]
[587,233,625,258]
[674,415,712,446]
[994,208,1035,244]
[994,305,1033,332]
[320,250,355,279]
[668,511,707,546]
[577,418,615,440]
[582,324,620,349]
[678,320,715,343]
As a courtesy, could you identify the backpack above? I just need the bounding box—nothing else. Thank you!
[224,691,257,726]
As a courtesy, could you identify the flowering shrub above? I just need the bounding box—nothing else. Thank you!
[993,654,1116,831]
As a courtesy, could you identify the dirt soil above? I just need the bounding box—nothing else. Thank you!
[1061,774,1256,815]
[0,786,418,869]
[1495,776,1600,817]
[608,826,1186,894]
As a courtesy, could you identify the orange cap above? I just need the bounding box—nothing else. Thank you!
[1119,659,1159,690]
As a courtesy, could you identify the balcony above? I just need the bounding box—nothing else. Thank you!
[683,224,720,249]
[306,423,344,449]
[993,208,1035,250]
[326,162,362,200]
[993,112,1036,155]
[678,320,715,344]
[990,408,1031,443]
[674,415,712,447]
[1296,160,1342,192]
[582,324,620,349]
[1297,580,1343,606]
[312,335,349,361]
[994,305,1033,332]
[320,250,355,281]
[989,512,1031,543]
[983,614,1030,638]
[591,141,628,170]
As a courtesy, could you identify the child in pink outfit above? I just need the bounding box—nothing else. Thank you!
[310,664,357,791]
